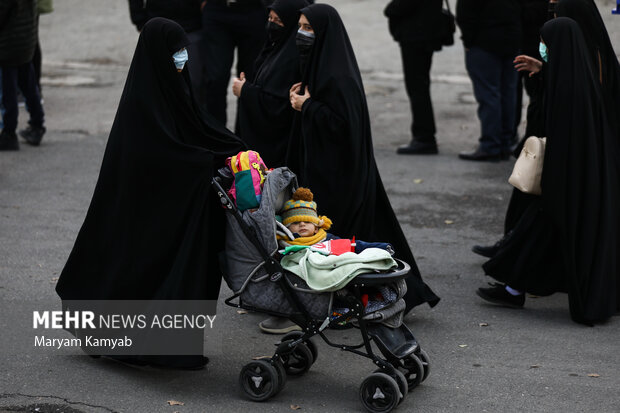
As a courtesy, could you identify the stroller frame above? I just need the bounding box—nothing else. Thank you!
[213,177,430,413]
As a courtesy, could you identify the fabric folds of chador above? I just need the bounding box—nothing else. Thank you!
[285,3,440,311]
[555,0,620,138]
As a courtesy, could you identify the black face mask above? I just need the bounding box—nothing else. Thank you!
[296,29,315,73]
[266,21,285,44]
[548,2,557,20]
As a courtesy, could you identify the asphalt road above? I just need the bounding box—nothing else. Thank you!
[1,1,620,412]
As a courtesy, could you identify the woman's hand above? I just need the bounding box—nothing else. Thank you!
[232,72,246,97]
[289,82,310,111]
[514,55,543,77]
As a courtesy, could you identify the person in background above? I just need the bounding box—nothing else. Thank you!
[512,0,548,145]
[0,0,46,151]
[232,0,308,167]
[129,0,202,32]
[385,0,444,155]
[200,0,268,125]
[456,0,521,161]
[33,0,53,95]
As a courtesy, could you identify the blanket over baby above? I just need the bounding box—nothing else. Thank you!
[280,248,397,292]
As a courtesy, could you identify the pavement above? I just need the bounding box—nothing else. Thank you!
[1,1,620,412]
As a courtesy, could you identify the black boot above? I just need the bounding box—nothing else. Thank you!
[20,125,46,146]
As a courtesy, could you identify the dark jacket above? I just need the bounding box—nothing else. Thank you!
[128,0,202,32]
[384,0,443,50]
[0,0,38,67]
[456,0,522,56]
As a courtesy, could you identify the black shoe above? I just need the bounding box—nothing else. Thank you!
[397,140,438,155]
[458,147,501,162]
[476,283,525,308]
[472,244,499,258]
[0,130,19,151]
[472,230,513,258]
[19,125,46,146]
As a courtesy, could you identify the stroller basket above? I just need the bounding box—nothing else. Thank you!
[213,168,431,413]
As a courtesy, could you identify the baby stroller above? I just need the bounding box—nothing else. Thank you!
[214,167,431,413]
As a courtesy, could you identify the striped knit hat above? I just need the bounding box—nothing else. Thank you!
[281,188,331,229]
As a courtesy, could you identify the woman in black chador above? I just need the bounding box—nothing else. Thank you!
[286,3,440,312]
[56,18,245,367]
[477,18,619,325]
[232,0,308,167]
[474,0,620,256]
[556,0,620,137]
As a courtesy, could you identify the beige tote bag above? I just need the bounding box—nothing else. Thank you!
[508,136,546,195]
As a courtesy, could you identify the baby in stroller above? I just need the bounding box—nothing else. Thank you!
[276,186,394,256]
[271,187,401,328]
[214,166,430,413]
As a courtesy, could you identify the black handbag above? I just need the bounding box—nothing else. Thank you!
[441,0,456,46]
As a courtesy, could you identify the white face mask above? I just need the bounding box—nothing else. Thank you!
[172,48,188,71]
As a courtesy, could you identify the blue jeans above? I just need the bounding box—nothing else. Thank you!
[1,62,45,133]
[465,47,518,155]
[200,4,267,124]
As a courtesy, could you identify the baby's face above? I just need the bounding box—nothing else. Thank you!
[289,221,318,237]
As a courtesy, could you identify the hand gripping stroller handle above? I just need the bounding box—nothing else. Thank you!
[211,177,285,282]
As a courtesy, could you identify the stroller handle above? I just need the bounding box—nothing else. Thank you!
[211,177,284,282]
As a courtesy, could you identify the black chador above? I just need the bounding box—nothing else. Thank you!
[557,0,620,139]
[56,19,245,365]
[484,18,619,324]
[236,0,308,167]
[286,4,440,312]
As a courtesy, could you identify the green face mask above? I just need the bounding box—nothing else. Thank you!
[539,42,548,63]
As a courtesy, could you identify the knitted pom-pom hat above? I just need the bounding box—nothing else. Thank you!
[281,188,332,229]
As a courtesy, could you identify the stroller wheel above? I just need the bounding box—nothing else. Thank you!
[417,348,431,382]
[239,359,280,401]
[400,353,424,391]
[273,358,287,394]
[281,331,319,363]
[280,341,314,376]
[359,372,400,413]
[373,368,408,404]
